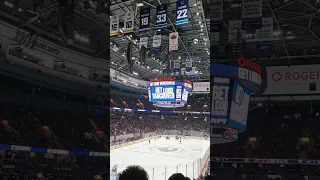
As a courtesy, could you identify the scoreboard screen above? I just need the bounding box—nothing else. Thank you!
[150,86,176,102]
[147,79,192,108]
[181,88,189,103]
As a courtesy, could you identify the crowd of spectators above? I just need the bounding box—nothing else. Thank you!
[110,95,210,112]
[0,87,108,179]
[110,111,209,145]
[111,95,210,179]
[0,102,108,152]
[211,102,320,179]
[211,102,320,159]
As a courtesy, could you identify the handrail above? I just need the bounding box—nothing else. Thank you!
[0,144,109,156]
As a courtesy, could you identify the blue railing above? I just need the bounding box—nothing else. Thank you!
[110,106,210,115]
[0,144,109,156]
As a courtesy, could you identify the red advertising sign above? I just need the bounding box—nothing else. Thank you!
[237,57,261,75]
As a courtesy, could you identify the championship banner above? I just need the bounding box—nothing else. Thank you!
[228,81,250,131]
[211,77,230,125]
[242,0,262,19]
[123,11,135,33]
[229,20,243,42]
[211,0,223,21]
[139,8,150,32]
[169,32,178,51]
[152,35,161,51]
[256,17,273,41]
[173,60,180,72]
[139,37,148,49]
[185,58,192,72]
[110,15,119,36]
[176,0,188,27]
[155,4,168,30]
[193,82,210,92]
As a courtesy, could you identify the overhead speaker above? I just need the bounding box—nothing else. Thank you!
[96,0,110,15]
[58,5,75,44]
[140,46,147,63]
[127,42,133,73]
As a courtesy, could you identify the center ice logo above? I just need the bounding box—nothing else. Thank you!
[158,147,179,152]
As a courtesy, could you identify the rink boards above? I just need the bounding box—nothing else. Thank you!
[110,135,209,151]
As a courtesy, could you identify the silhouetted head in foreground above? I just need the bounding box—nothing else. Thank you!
[118,165,149,180]
[168,173,190,180]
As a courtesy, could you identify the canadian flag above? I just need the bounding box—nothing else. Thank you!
[169,32,178,51]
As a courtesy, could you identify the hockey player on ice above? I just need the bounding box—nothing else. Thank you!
[179,137,182,144]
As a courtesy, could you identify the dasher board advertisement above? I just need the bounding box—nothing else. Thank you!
[265,65,320,95]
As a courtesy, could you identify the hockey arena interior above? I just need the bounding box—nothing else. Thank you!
[111,0,320,179]
[0,0,109,179]
[110,0,211,179]
[209,0,320,179]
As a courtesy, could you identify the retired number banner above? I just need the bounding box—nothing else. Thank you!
[155,4,168,30]
[110,15,119,36]
[176,0,188,27]
[139,8,150,32]
[123,11,134,33]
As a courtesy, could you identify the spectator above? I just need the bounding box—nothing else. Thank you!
[118,165,149,180]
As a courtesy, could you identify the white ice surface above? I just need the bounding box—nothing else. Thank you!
[110,138,210,180]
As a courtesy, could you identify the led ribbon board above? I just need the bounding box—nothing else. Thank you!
[147,78,192,108]
[210,58,264,144]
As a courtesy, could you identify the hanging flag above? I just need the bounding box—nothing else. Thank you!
[185,58,192,72]
[242,0,262,19]
[155,4,168,30]
[139,8,150,32]
[152,35,161,52]
[229,20,243,43]
[169,32,179,51]
[176,0,188,27]
[139,37,148,49]
[211,0,223,21]
[123,11,135,33]
[256,17,273,41]
[110,15,119,36]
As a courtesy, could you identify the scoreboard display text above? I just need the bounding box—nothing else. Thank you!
[150,86,176,102]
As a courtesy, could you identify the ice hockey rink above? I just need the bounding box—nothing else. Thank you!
[111,138,210,180]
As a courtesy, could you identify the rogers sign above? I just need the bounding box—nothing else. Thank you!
[236,57,261,75]
[265,65,320,95]
[193,82,210,92]
[271,71,320,82]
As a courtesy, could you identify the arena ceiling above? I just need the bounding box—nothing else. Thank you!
[204,0,320,66]
[110,0,210,80]
[0,0,109,59]
[110,0,320,81]
[2,0,320,81]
